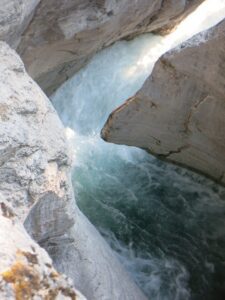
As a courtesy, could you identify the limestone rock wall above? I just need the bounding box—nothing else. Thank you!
[1,0,203,95]
[101,20,225,185]
[0,40,71,220]
[0,41,147,300]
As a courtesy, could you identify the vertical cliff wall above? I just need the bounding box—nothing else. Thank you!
[0,41,146,299]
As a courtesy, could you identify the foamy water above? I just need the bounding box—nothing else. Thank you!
[52,2,225,299]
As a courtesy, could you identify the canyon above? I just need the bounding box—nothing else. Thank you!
[0,1,224,299]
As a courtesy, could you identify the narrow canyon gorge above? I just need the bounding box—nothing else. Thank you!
[0,1,225,299]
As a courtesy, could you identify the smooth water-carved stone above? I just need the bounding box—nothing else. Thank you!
[102,20,225,185]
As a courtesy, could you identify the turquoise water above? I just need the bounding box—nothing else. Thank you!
[52,32,225,300]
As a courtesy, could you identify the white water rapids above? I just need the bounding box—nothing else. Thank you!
[52,1,225,299]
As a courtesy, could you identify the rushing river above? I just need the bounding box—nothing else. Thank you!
[52,1,225,299]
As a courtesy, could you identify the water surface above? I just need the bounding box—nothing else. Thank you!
[52,3,225,298]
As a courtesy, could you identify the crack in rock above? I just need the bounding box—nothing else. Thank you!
[184,94,209,134]
[157,145,190,158]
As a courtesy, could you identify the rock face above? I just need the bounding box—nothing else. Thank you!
[1,0,203,95]
[0,0,40,47]
[0,41,147,300]
[0,199,85,300]
[101,20,225,185]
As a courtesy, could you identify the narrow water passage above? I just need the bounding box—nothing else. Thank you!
[52,2,225,299]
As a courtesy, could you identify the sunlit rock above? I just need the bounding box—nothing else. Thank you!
[101,19,225,185]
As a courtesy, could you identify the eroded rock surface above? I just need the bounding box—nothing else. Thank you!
[0,41,147,299]
[1,0,203,94]
[0,40,70,220]
[0,199,85,300]
[0,0,40,47]
[101,20,225,185]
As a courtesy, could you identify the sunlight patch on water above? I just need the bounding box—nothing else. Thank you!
[124,0,225,80]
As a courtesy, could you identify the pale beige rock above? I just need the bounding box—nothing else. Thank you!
[13,0,202,94]
[0,41,147,300]
[101,20,225,185]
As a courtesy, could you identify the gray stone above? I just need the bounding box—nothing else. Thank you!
[0,0,40,48]
[0,41,147,299]
[0,199,86,300]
